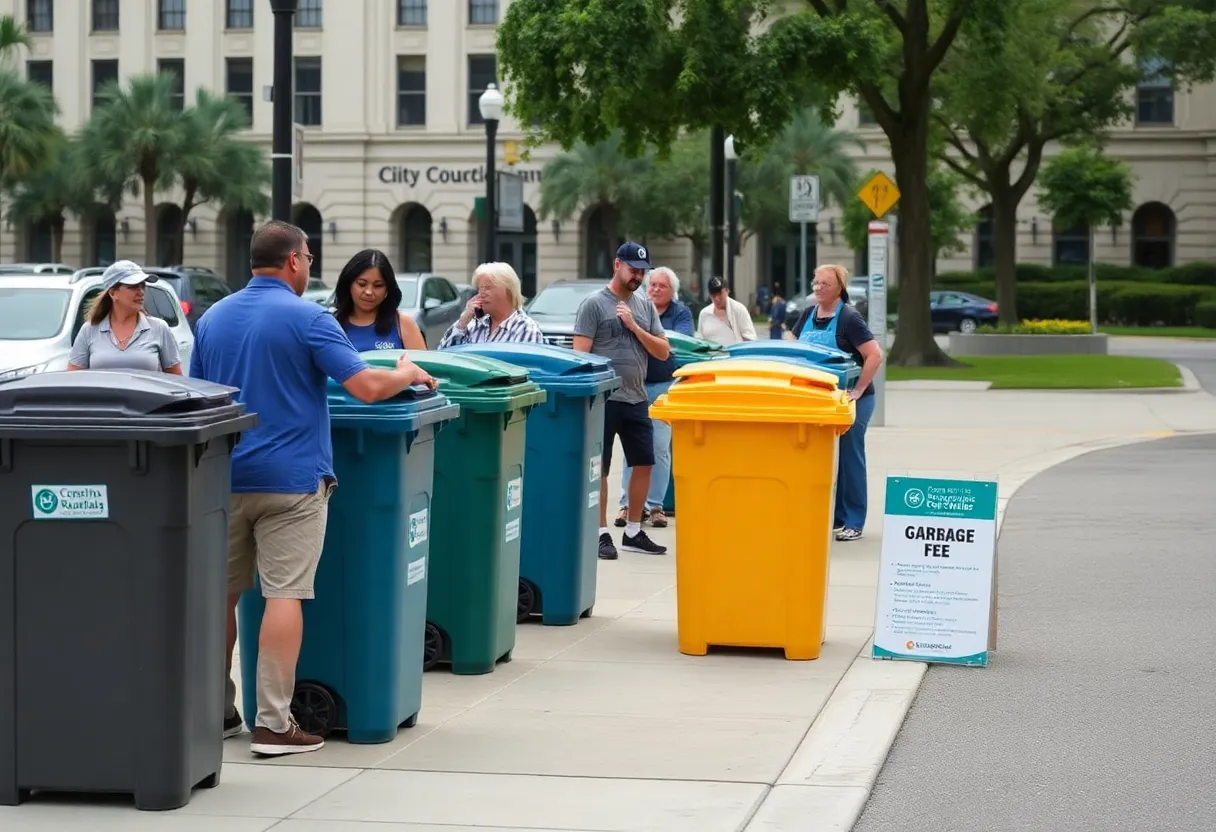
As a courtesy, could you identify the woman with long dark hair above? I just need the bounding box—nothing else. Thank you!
[332,249,425,351]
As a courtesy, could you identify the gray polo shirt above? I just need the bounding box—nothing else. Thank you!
[573,288,665,404]
[70,314,181,372]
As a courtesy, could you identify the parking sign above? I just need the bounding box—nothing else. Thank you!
[789,175,820,223]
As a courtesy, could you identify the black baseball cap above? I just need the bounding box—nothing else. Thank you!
[616,241,651,269]
[707,276,726,295]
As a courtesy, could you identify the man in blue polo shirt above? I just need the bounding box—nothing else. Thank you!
[191,220,433,757]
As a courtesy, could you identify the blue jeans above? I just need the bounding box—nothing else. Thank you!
[835,393,876,530]
[619,381,673,512]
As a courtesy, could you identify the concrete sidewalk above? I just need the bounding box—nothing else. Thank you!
[3,386,1214,831]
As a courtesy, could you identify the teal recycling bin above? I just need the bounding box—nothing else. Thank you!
[237,383,458,743]
[451,343,621,625]
[663,331,727,514]
[724,340,861,390]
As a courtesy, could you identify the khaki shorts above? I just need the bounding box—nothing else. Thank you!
[228,481,335,599]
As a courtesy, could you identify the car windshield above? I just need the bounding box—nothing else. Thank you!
[0,288,72,340]
[527,283,604,316]
[398,278,419,308]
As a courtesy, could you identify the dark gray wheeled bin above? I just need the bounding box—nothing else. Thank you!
[0,370,257,811]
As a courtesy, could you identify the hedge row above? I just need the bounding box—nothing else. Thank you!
[890,280,1216,326]
[935,262,1216,288]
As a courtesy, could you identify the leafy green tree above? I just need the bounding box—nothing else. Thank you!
[165,89,269,263]
[81,73,187,265]
[1036,145,1135,332]
[934,0,1216,324]
[842,165,972,270]
[0,14,32,57]
[618,133,711,271]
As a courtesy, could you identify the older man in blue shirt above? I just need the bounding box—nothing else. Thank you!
[614,266,693,529]
[192,220,433,757]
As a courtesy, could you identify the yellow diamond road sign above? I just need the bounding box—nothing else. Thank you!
[858,171,900,218]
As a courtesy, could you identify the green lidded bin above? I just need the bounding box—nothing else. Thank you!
[362,350,545,675]
[661,331,727,514]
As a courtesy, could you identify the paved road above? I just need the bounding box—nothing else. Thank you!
[855,433,1216,832]
[1108,336,1216,393]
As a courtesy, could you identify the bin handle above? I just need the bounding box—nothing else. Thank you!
[679,369,837,393]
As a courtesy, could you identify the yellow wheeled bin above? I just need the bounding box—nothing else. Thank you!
[650,359,855,660]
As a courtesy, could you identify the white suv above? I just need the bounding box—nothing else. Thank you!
[0,271,196,382]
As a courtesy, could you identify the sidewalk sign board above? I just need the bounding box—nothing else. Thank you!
[873,475,999,667]
[789,175,819,298]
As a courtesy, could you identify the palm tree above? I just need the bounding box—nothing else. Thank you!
[6,134,112,262]
[165,89,270,263]
[0,15,32,58]
[737,108,863,244]
[538,131,653,270]
[81,73,187,265]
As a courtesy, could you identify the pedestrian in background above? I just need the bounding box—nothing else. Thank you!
[791,264,884,542]
[698,276,757,346]
[439,261,544,347]
[572,241,670,559]
[191,220,434,757]
[614,266,692,529]
[769,287,788,340]
[67,260,182,374]
[332,249,426,351]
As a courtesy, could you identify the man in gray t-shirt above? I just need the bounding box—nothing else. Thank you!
[573,242,671,560]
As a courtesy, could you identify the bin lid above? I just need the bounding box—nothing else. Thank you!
[725,340,854,366]
[448,343,621,398]
[0,369,258,443]
[666,330,726,357]
[328,381,461,432]
[360,350,546,413]
[650,359,855,429]
[725,354,861,386]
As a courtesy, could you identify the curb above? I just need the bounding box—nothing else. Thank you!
[741,430,1180,832]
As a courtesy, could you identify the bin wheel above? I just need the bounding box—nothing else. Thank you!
[517,578,539,622]
[291,682,338,738]
[423,621,444,671]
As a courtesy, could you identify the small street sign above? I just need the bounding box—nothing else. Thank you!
[857,170,900,218]
[788,175,820,223]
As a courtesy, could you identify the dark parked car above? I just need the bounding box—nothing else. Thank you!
[526,278,704,348]
[929,290,999,333]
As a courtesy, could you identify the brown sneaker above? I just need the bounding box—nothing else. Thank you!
[249,720,324,756]
[646,508,668,528]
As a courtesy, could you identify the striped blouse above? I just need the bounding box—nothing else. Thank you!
[437,308,546,349]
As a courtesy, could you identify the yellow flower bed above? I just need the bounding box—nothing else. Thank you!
[978,319,1092,335]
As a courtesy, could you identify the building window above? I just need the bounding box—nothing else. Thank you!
[27,0,52,33]
[158,0,185,31]
[294,57,322,126]
[158,59,185,111]
[974,205,994,269]
[1131,202,1175,270]
[226,58,254,123]
[26,60,53,90]
[467,55,496,127]
[397,56,426,127]
[92,209,117,266]
[469,0,498,25]
[400,205,433,273]
[858,100,876,127]
[226,0,253,29]
[92,0,119,31]
[398,0,426,26]
[1052,221,1090,266]
[297,0,322,28]
[1137,58,1173,126]
[91,59,119,110]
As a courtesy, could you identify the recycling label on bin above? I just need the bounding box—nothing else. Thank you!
[408,509,428,548]
[407,557,426,586]
[589,489,599,508]
[506,478,522,511]
[31,485,109,520]
[590,456,601,482]
[505,518,520,543]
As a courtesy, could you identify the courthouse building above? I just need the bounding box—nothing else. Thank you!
[0,0,1209,304]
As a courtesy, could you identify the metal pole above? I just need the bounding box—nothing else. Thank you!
[269,0,296,223]
[709,125,725,282]
[869,215,895,428]
[483,118,498,264]
[725,158,737,290]
[799,222,808,298]
[1088,228,1098,333]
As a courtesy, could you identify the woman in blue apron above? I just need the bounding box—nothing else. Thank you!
[791,264,885,542]
[332,248,426,351]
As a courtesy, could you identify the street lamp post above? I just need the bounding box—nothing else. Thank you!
[724,135,738,292]
[269,0,297,223]
[479,83,504,265]
[709,126,726,288]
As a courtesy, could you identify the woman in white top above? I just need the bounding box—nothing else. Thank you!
[68,260,182,374]
[697,276,757,346]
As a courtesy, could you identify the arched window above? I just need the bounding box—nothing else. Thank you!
[974,205,994,269]
[225,209,255,288]
[92,208,117,266]
[497,205,538,298]
[400,205,433,273]
[1052,221,1090,266]
[1131,202,1175,270]
[583,205,621,280]
[156,203,183,265]
[293,204,323,278]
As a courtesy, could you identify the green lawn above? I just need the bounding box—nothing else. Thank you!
[887,355,1182,389]
[1100,325,1216,339]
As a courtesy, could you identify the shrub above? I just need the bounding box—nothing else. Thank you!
[977,319,1092,335]
[1107,284,1216,326]
[1196,300,1216,329]
[935,262,1216,288]
[1158,262,1216,288]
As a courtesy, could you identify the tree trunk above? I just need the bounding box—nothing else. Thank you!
[177,184,198,265]
[990,186,1019,326]
[888,124,955,367]
[142,175,157,266]
[51,216,65,263]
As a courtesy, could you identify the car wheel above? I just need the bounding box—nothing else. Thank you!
[959,317,978,334]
